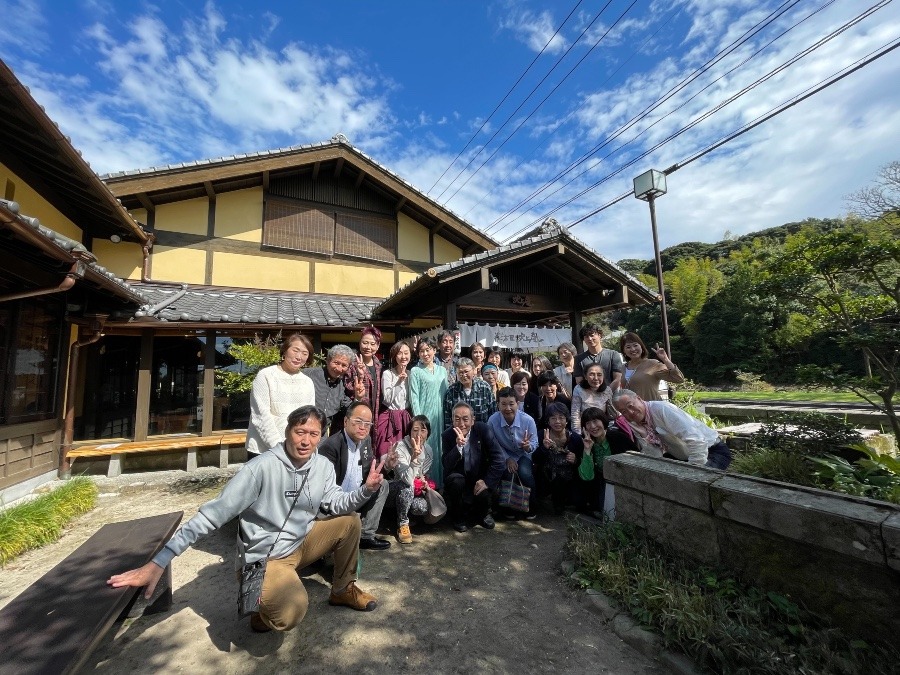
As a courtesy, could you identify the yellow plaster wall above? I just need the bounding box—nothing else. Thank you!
[397,213,430,262]
[129,208,148,226]
[398,271,420,288]
[315,262,394,297]
[92,240,143,280]
[211,251,309,292]
[155,197,208,236]
[0,162,81,240]
[215,188,263,242]
[151,246,207,284]
[433,235,463,264]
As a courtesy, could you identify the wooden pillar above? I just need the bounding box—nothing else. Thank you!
[134,329,154,441]
[201,330,216,436]
[443,303,457,330]
[570,312,583,349]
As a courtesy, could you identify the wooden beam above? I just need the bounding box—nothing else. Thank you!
[333,158,344,178]
[311,161,321,180]
[262,170,269,190]
[456,289,561,313]
[522,243,565,271]
[395,196,407,212]
[203,181,216,199]
[134,330,153,442]
[136,193,155,212]
[354,169,365,189]
[432,223,445,236]
[201,330,216,436]
[570,312,583,348]
[572,285,628,312]
[443,302,457,330]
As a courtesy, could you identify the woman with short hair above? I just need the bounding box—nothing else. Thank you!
[469,342,486,378]
[387,415,437,544]
[246,333,315,456]
[345,326,384,442]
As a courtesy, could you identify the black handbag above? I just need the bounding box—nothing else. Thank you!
[237,470,309,618]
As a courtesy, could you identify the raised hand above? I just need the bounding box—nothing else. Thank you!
[396,363,408,382]
[565,451,577,465]
[364,457,387,492]
[520,429,532,450]
[453,426,468,447]
[582,434,593,455]
[542,428,552,449]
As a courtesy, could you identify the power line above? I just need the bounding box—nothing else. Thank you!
[485,0,807,237]
[426,0,585,194]
[440,0,644,206]
[564,34,900,232]
[434,0,619,201]
[498,0,893,242]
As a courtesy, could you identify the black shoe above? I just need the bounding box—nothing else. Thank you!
[452,521,468,533]
[359,537,391,550]
[480,515,495,530]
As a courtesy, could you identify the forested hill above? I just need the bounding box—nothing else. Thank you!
[617,217,845,276]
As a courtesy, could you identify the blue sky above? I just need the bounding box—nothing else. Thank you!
[2,0,899,263]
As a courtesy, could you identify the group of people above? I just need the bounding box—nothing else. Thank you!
[108,323,730,634]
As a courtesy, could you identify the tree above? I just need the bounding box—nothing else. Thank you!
[846,161,900,225]
[756,220,900,445]
[664,257,724,335]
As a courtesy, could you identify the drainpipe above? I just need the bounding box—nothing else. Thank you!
[0,262,82,303]
[58,316,107,479]
[141,232,183,287]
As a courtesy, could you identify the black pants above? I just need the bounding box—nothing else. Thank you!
[444,472,491,524]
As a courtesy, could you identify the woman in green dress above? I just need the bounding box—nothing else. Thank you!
[409,336,449,488]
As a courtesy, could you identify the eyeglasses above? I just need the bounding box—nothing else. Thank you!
[348,418,374,428]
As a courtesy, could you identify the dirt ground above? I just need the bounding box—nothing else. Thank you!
[0,467,664,674]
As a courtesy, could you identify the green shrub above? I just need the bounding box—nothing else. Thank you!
[568,520,898,674]
[735,370,775,392]
[750,412,862,458]
[0,477,98,565]
[729,448,817,486]
[811,445,900,504]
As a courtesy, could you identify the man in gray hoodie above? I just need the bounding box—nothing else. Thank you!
[108,405,383,633]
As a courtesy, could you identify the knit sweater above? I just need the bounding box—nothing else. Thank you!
[246,365,315,454]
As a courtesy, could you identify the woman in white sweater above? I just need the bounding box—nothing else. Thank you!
[245,333,316,455]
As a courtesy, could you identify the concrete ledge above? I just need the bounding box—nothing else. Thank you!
[710,476,893,565]
[883,511,900,572]
[604,453,721,512]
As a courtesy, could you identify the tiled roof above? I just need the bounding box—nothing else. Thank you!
[0,199,149,305]
[100,134,494,247]
[374,220,655,315]
[130,283,379,327]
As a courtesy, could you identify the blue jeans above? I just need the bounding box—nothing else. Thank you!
[504,454,536,514]
[705,440,732,470]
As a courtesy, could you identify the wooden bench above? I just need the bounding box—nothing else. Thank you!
[0,511,183,675]
[68,431,247,477]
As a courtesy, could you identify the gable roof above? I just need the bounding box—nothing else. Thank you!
[102,134,496,254]
[0,60,149,244]
[372,220,657,322]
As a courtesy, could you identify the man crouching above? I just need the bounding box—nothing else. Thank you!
[108,405,383,633]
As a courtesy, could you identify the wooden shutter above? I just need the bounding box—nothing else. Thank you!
[263,200,334,255]
[334,212,396,263]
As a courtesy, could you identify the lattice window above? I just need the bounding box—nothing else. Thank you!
[263,200,334,255]
[334,212,397,263]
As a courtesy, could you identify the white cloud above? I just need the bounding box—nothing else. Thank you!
[499,8,568,54]
[0,0,47,55]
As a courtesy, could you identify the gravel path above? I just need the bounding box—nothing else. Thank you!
[0,467,663,674]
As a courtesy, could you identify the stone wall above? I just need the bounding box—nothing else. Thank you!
[604,453,900,643]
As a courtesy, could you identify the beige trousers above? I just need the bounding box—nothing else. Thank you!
[257,514,361,631]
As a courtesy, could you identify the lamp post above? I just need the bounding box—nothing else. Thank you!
[633,169,671,357]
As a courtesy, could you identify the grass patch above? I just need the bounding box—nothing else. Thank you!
[730,448,818,486]
[0,477,98,565]
[568,520,898,675]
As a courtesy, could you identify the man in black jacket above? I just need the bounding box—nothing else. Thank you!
[442,402,506,532]
[318,402,395,550]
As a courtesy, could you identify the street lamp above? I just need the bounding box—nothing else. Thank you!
[633,169,671,357]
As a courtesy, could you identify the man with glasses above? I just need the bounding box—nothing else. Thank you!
[443,357,497,429]
[441,402,506,532]
[319,402,396,550]
[573,324,624,391]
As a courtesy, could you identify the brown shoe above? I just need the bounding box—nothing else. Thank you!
[250,612,272,633]
[329,582,377,611]
[397,523,413,544]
